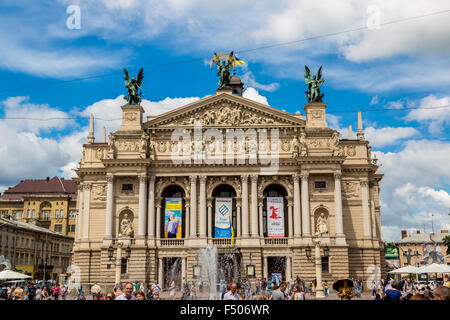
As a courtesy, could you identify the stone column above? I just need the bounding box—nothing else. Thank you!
[158,257,164,289]
[199,176,207,238]
[138,175,147,238]
[236,204,241,237]
[250,175,258,237]
[190,176,197,238]
[360,179,371,239]
[263,256,268,280]
[147,176,156,238]
[334,172,345,244]
[241,175,249,237]
[181,257,186,282]
[185,204,190,238]
[156,204,162,239]
[82,183,92,240]
[314,239,325,298]
[76,184,83,241]
[258,201,264,237]
[105,175,114,239]
[207,201,213,238]
[288,202,293,237]
[115,240,123,285]
[293,174,301,237]
[300,172,311,237]
[369,181,377,239]
[286,256,292,281]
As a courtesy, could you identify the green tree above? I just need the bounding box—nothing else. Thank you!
[443,235,450,255]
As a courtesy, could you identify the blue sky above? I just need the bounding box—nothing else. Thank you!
[0,0,449,241]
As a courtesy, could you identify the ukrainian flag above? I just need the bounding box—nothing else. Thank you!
[233,57,245,67]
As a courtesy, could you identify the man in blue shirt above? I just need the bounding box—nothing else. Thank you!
[385,281,403,300]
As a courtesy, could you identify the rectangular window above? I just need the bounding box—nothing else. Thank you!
[70,225,76,233]
[43,210,50,220]
[60,209,64,218]
[321,256,329,273]
[27,210,31,218]
[70,211,77,218]
[26,239,29,248]
[54,224,62,233]
[55,209,59,218]
[122,184,133,191]
[32,209,35,218]
[121,258,127,274]
[315,181,327,189]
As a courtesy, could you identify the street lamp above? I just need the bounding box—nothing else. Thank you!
[313,238,325,299]
[305,246,311,258]
[126,245,131,259]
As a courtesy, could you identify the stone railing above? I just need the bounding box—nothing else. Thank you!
[160,239,185,246]
[212,238,232,246]
[264,238,288,245]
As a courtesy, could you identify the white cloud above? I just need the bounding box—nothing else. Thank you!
[405,94,450,134]
[242,88,269,105]
[365,126,419,148]
[370,95,379,105]
[375,140,450,241]
[240,71,280,92]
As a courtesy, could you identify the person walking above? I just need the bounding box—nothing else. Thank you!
[270,282,287,300]
[223,283,240,300]
[53,284,60,300]
[291,284,305,300]
[385,281,403,300]
[324,281,329,297]
[169,280,177,300]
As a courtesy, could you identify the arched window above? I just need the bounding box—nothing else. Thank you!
[160,185,186,238]
[263,184,288,237]
[212,185,237,238]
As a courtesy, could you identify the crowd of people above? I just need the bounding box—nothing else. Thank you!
[0,276,448,300]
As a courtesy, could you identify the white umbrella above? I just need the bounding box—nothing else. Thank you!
[0,270,32,280]
[388,266,421,274]
[417,263,450,274]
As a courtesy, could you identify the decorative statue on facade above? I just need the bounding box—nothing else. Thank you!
[139,133,148,159]
[331,131,342,156]
[120,213,134,237]
[148,139,156,160]
[304,66,325,103]
[123,68,144,105]
[299,131,308,156]
[315,212,328,236]
[108,133,116,159]
[292,135,300,158]
[210,52,234,90]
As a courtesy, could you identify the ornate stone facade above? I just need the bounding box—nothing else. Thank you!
[73,90,384,289]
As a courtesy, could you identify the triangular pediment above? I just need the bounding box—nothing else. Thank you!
[144,93,305,128]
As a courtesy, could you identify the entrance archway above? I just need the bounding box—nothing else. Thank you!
[211,184,237,238]
[268,256,286,282]
[160,185,186,238]
[164,257,182,288]
[263,184,288,237]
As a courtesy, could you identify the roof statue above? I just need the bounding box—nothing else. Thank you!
[304,65,325,103]
[210,52,245,90]
[123,68,144,105]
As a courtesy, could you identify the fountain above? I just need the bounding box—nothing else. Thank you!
[199,244,219,300]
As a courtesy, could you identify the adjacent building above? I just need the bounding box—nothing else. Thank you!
[0,216,73,279]
[0,176,78,237]
[397,229,449,267]
[73,76,385,288]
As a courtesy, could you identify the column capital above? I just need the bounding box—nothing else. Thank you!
[241,174,249,182]
[250,174,258,183]
[199,175,207,184]
[83,183,92,190]
[293,173,300,183]
[360,179,369,187]
[78,183,84,191]
[300,171,309,180]
[333,172,342,180]
[149,175,156,183]
[106,175,114,183]
[189,175,197,183]
[138,174,147,183]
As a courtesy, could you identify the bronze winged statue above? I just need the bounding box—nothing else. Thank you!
[124,68,144,105]
[211,52,234,90]
[304,66,325,103]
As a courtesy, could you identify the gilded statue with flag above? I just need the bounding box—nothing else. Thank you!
[210,51,245,90]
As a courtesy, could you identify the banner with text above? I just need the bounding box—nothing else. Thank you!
[267,197,284,238]
[164,198,182,238]
[215,198,232,238]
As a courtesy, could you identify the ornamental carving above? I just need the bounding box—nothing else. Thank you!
[308,138,330,149]
[95,148,107,160]
[124,112,137,122]
[168,105,284,126]
[116,140,139,152]
[157,141,167,153]
[92,184,107,201]
[281,139,291,152]
[346,145,356,157]
[311,110,323,120]
[342,181,359,198]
